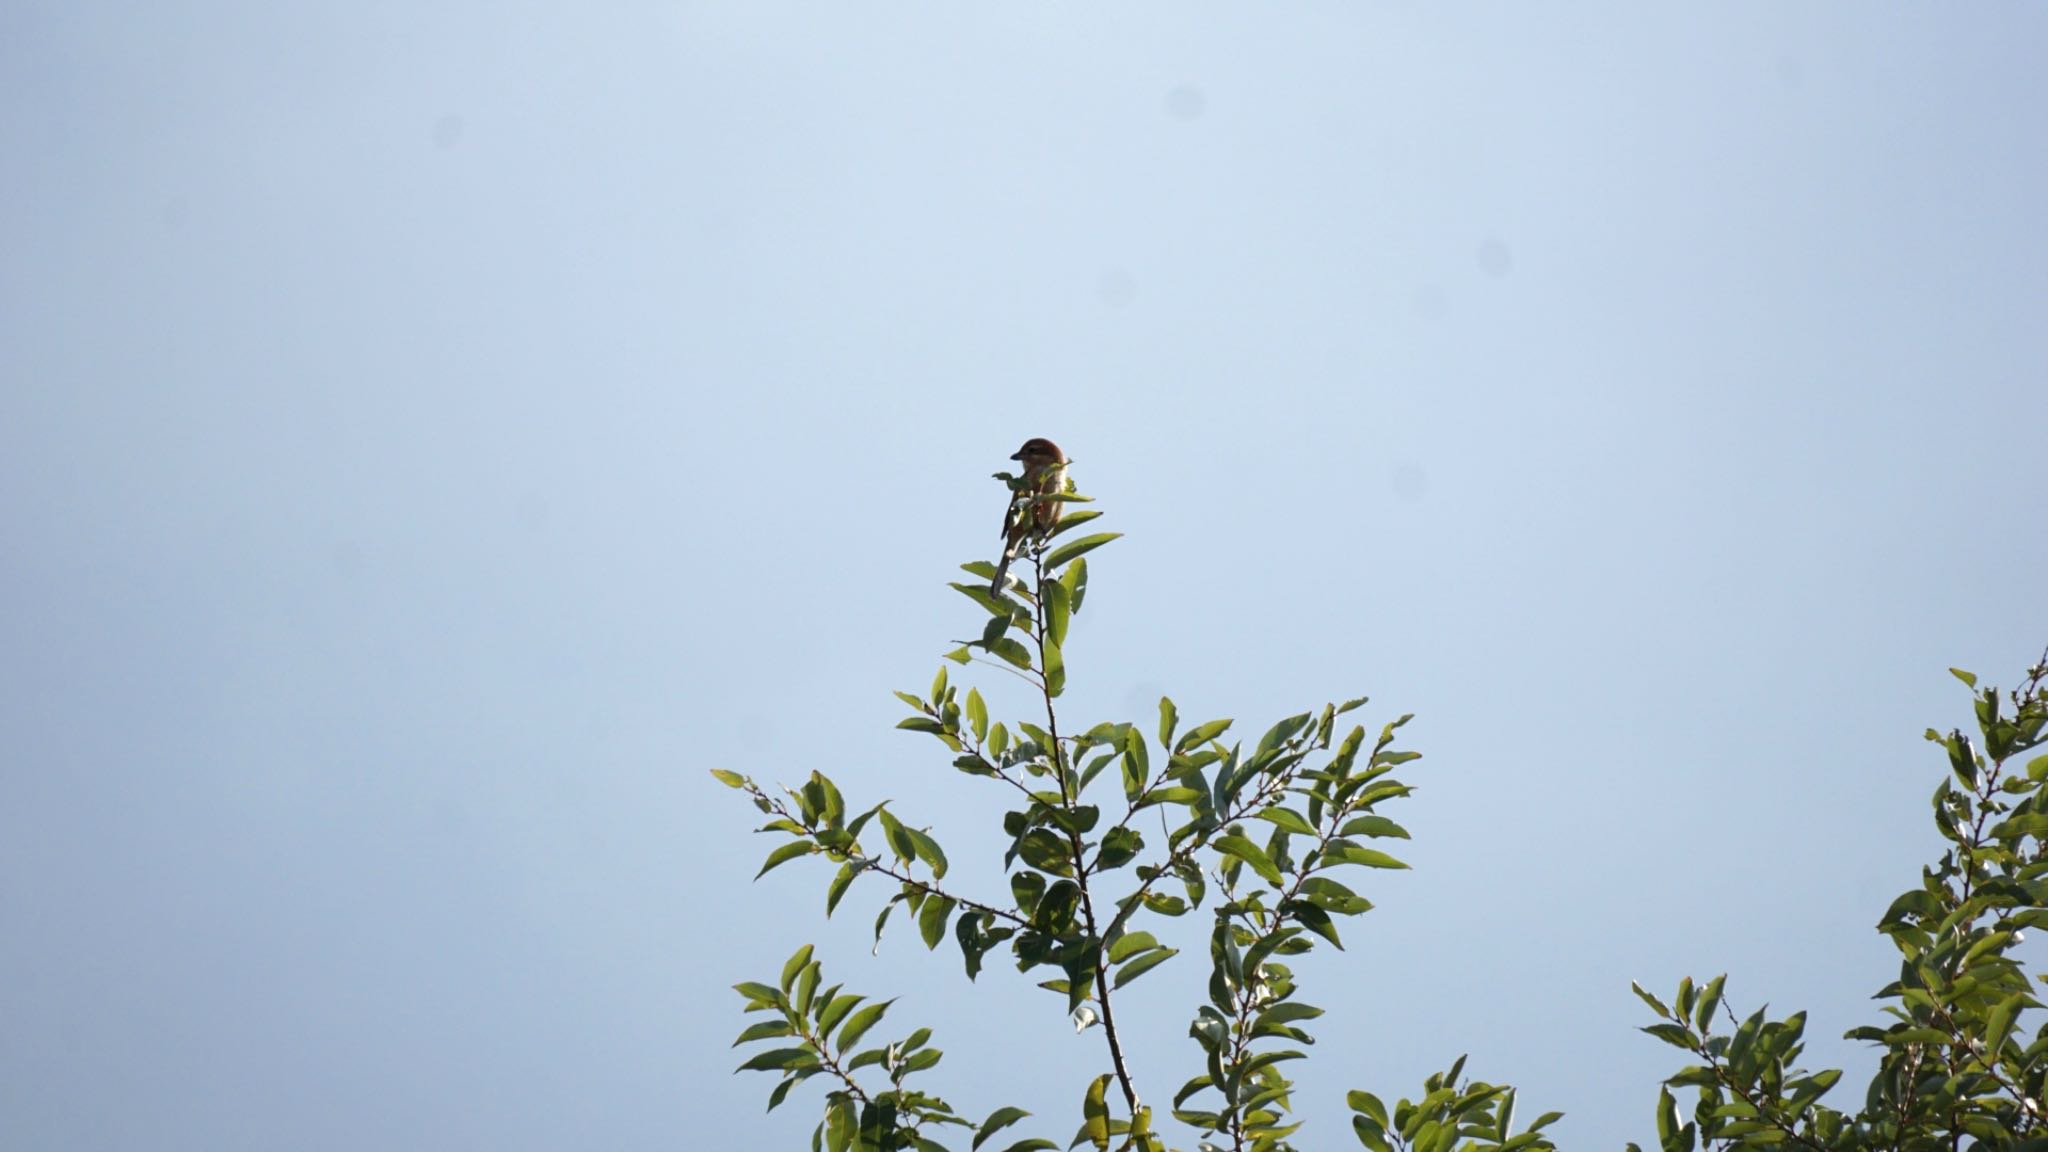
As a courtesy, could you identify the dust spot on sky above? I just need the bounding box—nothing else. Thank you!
[1392,462,1429,501]
[1410,284,1447,322]
[1166,85,1207,121]
[1477,237,1513,278]
[332,540,363,577]
[432,114,466,150]
[1124,682,1165,718]
[431,799,467,836]
[1097,268,1136,308]
[1775,54,1805,92]
[516,491,550,532]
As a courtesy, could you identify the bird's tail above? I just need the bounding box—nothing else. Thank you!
[990,546,1017,595]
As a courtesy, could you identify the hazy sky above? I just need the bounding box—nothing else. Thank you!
[4,4,2045,1150]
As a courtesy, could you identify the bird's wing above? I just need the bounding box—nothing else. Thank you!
[999,488,1023,537]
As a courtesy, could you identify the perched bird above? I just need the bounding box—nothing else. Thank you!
[991,438,1069,594]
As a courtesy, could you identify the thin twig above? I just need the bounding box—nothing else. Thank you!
[1027,548,1142,1116]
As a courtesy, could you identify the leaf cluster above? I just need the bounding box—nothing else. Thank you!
[715,458,2048,1152]
[1631,655,2048,1152]
[717,472,1531,1151]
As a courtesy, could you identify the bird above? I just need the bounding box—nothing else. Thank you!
[991,438,1068,594]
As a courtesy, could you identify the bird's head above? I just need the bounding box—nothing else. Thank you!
[1010,438,1066,469]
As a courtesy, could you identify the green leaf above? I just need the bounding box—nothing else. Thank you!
[1048,508,1104,538]
[950,581,1019,618]
[1176,719,1234,753]
[810,773,847,827]
[732,1019,794,1046]
[1141,891,1188,916]
[907,828,950,880]
[1214,833,1284,885]
[1240,1048,1304,1075]
[1045,533,1122,571]
[826,861,860,917]
[1017,829,1074,875]
[1044,576,1072,648]
[1985,993,2023,1056]
[732,980,783,1009]
[734,1047,814,1073]
[1691,975,1724,1033]
[815,993,864,1037]
[877,809,918,864]
[1258,808,1318,836]
[1321,842,1407,870]
[792,961,820,1017]
[1257,1001,1324,1025]
[826,1098,856,1152]
[757,840,815,879]
[1641,1023,1692,1048]
[1950,667,1978,688]
[1032,880,1080,934]
[836,1000,894,1050]
[711,769,747,789]
[966,689,989,744]
[974,1107,1032,1151]
[1097,826,1143,870]
[779,945,815,993]
[1298,876,1373,915]
[1347,1090,1389,1127]
[1337,815,1410,839]
[1060,557,1089,615]
[1010,869,1045,914]
[1632,981,1673,1020]
[918,895,956,949]
[985,636,1035,671]
[1108,931,1158,963]
[872,898,899,950]
[1081,1073,1112,1151]
[1115,946,1178,988]
[1158,698,1179,749]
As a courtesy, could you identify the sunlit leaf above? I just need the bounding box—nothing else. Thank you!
[757,840,815,879]
[1115,946,1178,988]
[1045,532,1122,571]
[836,1000,895,1050]
[974,1107,1032,1151]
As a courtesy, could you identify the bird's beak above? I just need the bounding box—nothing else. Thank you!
[1009,449,1025,461]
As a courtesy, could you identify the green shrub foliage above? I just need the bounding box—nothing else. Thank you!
[715,462,2048,1152]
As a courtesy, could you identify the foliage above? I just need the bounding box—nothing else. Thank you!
[713,456,2048,1152]
[713,463,1549,1152]
[1630,656,2048,1152]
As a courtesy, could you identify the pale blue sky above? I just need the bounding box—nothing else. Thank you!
[3,4,2044,1150]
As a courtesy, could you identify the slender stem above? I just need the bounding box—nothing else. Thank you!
[1222,963,1260,1152]
[794,1011,872,1107]
[1029,550,1141,1116]
[864,859,1031,929]
[752,786,1028,929]
[1689,1027,1830,1152]
[964,653,1045,692]
[1100,757,1300,947]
